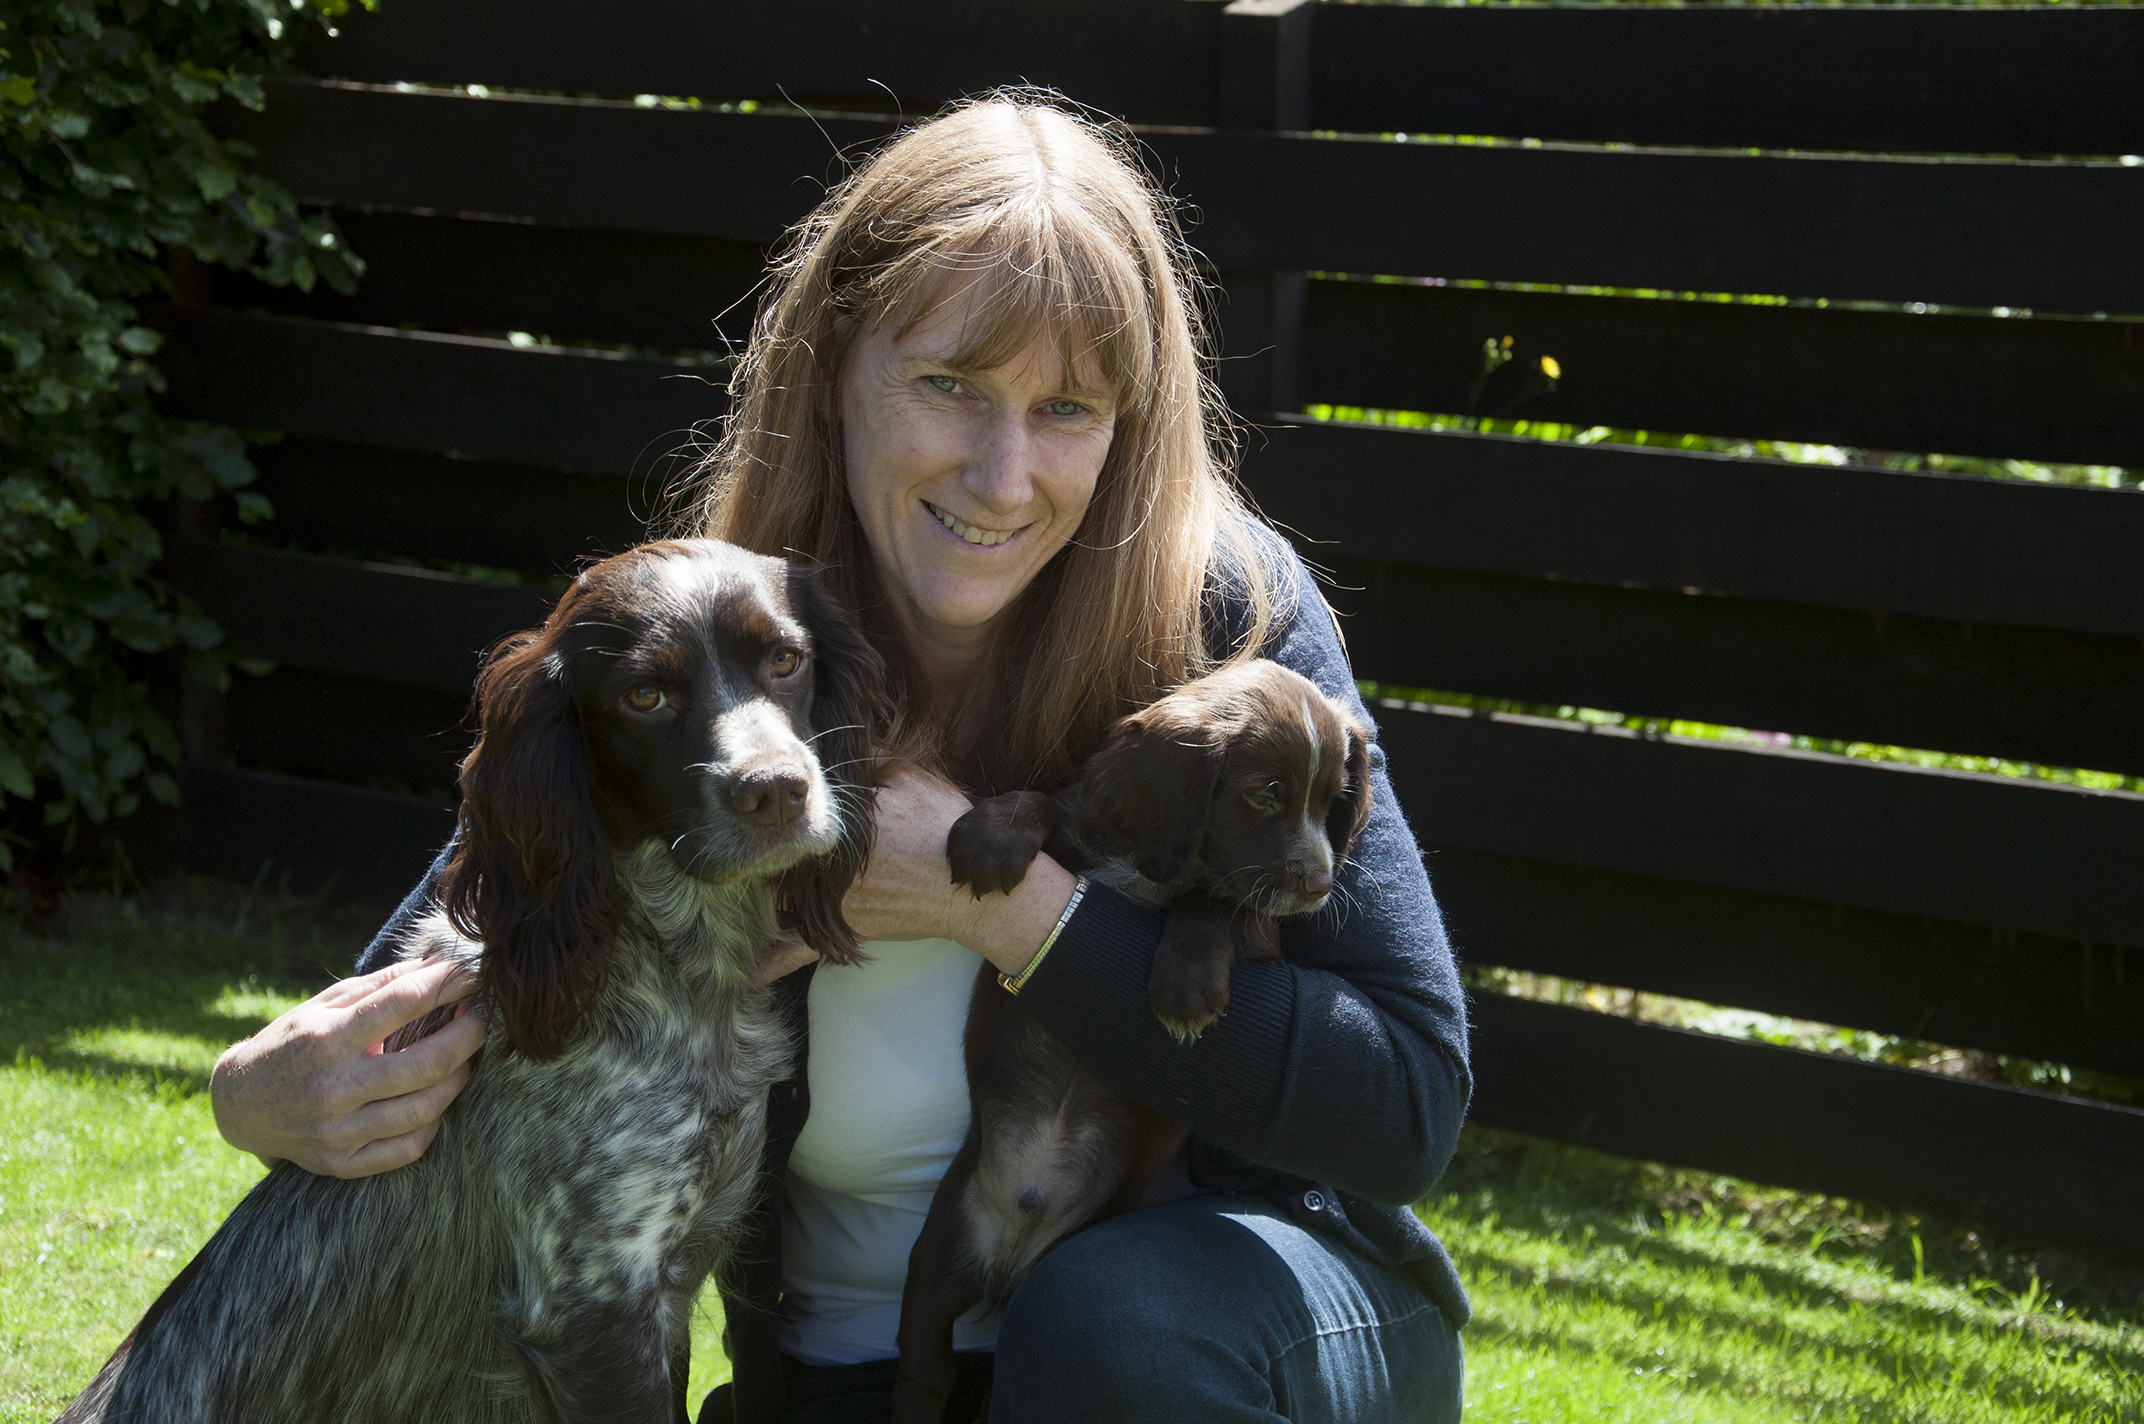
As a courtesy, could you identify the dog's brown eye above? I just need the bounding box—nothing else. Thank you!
[1246,782,1285,815]
[624,685,665,712]
[769,647,805,678]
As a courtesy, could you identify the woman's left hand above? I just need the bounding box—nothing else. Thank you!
[840,763,1078,977]
[838,763,978,945]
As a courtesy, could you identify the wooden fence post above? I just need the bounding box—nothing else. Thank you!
[1215,0,1311,419]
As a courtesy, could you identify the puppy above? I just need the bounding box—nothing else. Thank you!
[892,660,1374,1424]
[58,539,880,1424]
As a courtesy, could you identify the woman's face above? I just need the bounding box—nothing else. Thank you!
[841,277,1118,659]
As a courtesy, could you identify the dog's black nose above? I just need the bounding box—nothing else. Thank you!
[731,769,810,828]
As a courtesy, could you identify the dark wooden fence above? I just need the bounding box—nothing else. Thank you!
[138,1,2144,1262]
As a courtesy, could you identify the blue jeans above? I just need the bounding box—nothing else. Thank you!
[714,1194,1464,1423]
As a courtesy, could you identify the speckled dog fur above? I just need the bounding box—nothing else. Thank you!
[58,540,880,1424]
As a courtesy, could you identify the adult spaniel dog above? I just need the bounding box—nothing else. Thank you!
[60,539,879,1424]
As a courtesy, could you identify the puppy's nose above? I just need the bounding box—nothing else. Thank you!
[1300,871,1334,899]
[730,768,810,828]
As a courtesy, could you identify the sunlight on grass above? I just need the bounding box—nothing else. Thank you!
[1422,1131,2144,1424]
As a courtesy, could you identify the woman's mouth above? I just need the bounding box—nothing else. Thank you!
[924,500,1023,548]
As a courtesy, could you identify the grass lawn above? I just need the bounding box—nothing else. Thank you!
[3,887,2139,1422]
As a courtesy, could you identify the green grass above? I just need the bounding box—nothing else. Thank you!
[1427,1131,2144,1423]
[3,890,2139,1422]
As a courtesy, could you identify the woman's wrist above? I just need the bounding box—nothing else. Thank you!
[954,853,1080,978]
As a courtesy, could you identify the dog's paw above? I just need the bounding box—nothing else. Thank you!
[1149,951,1232,1045]
[946,792,1058,897]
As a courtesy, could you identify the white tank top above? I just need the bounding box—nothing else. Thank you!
[777,938,1000,1365]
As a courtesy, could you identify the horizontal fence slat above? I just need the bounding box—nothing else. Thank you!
[1329,561,2144,779]
[1303,280,2144,470]
[1469,993,2144,1263]
[1144,130,2144,315]
[1439,849,2142,1078]
[124,767,455,906]
[215,80,886,246]
[1376,703,2144,950]
[1314,7,2144,157]
[227,668,472,794]
[218,210,772,355]
[162,311,724,477]
[223,80,2144,313]
[249,439,652,575]
[1240,420,2144,641]
[299,2,2144,157]
[296,0,1222,128]
[171,541,554,693]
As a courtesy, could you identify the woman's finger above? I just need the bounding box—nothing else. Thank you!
[309,959,415,1011]
[353,1007,486,1102]
[332,1055,476,1167]
[330,1117,444,1180]
[338,958,477,1051]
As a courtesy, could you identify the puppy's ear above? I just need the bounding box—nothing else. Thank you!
[440,624,620,1060]
[1326,714,1377,865]
[776,562,885,966]
[1080,702,1226,887]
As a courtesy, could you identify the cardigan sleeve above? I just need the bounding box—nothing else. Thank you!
[1012,536,1473,1207]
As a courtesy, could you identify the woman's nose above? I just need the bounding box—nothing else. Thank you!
[963,408,1036,514]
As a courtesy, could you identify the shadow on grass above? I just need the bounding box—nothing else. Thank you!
[1429,1127,2144,1423]
[1,889,375,1098]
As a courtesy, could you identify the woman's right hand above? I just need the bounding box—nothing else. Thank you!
[210,957,486,1179]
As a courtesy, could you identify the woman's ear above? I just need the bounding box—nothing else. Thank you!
[439,625,620,1060]
[776,562,885,966]
[1326,715,1377,866]
[1079,703,1226,887]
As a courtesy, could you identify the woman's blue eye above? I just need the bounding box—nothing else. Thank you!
[1046,399,1084,417]
[928,375,958,393]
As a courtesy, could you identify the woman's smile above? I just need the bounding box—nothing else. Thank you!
[922,498,1025,548]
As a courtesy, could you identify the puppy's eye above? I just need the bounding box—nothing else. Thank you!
[769,646,805,678]
[624,685,665,712]
[1245,782,1285,815]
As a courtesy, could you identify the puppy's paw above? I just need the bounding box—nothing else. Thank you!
[946,791,1059,898]
[1149,931,1233,1044]
[1150,966,1230,1043]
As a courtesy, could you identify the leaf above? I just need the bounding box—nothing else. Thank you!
[196,162,239,203]
[0,75,36,106]
[0,745,34,799]
[119,326,163,355]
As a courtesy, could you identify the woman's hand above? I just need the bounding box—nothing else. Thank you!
[210,957,485,1179]
[840,763,1079,977]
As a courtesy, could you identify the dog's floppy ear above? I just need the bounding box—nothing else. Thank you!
[1080,699,1226,887]
[440,620,620,1061]
[1326,713,1377,866]
[775,562,885,966]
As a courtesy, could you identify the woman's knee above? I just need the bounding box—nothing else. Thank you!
[990,1199,1462,1424]
[992,1210,1267,1418]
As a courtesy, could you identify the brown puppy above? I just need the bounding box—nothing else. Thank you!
[891,660,1375,1424]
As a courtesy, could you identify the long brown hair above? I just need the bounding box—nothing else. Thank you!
[687,95,1284,792]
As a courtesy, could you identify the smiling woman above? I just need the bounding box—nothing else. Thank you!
[204,94,1472,1424]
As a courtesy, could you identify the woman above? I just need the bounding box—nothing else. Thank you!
[211,97,1471,1423]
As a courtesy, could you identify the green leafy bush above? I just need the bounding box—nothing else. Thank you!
[0,0,363,870]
